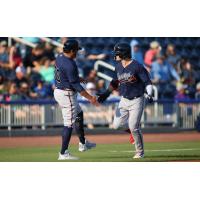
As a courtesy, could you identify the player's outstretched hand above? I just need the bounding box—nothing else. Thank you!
[89,96,100,106]
[146,95,154,103]
[97,90,111,103]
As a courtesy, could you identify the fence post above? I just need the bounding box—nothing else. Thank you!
[176,101,180,128]
[41,105,45,130]
[7,105,11,136]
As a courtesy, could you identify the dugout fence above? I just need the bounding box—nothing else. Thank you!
[0,99,200,131]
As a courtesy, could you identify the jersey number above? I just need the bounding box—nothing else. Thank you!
[55,64,61,83]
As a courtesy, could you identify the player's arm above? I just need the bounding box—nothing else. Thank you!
[97,79,119,103]
[138,65,154,103]
[67,64,98,105]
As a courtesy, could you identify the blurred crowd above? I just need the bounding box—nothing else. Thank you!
[131,40,200,100]
[0,37,200,102]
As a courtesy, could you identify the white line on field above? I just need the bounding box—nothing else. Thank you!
[109,148,200,153]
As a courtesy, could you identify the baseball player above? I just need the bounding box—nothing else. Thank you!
[98,43,153,159]
[54,39,98,160]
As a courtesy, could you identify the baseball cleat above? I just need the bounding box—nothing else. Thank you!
[58,151,79,160]
[78,140,96,152]
[133,153,144,159]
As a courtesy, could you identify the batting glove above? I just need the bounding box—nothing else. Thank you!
[146,95,154,103]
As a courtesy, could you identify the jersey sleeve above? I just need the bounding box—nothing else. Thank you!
[137,64,152,86]
[66,62,85,93]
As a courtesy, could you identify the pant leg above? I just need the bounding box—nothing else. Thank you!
[54,89,77,153]
[54,89,80,127]
[113,99,129,130]
[128,96,145,155]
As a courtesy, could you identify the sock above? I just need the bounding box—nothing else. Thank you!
[125,129,135,144]
[60,126,73,154]
[74,112,85,144]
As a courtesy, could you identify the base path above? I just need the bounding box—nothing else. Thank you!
[0,131,200,148]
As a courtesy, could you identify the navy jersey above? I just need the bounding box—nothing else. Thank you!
[55,53,84,93]
[115,59,152,99]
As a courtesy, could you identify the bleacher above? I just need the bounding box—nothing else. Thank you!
[70,37,200,69]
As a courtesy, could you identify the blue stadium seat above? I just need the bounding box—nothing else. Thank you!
[195,38,200,47]
[190,49,199,59]
[183,38,194,48]
[180,48,189,57]
[141,38,150,48]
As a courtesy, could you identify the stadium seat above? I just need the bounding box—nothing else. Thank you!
[180,48,189,57]
[183,38,194,48]
[190,49,199,59]
[174,38,183,48]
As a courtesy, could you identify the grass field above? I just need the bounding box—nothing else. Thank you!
[0,141,200,162]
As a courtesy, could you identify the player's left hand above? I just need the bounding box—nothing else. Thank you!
[146,95,154,103]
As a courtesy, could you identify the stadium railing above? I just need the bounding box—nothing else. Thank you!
[0,99,199,131]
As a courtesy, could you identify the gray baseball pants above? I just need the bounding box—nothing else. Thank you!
[113,96,145,155]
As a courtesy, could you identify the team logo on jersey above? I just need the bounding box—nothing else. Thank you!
[117,72,137,84]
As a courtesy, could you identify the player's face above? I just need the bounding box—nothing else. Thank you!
[71,50,78,58]
[115,55,122,61]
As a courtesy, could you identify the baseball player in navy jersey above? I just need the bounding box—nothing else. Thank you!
[54,39,98,160]
[98,43,153,159]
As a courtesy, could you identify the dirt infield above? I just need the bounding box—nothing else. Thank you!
[0,131,200,148]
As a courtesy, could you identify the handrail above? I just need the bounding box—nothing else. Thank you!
[11,37,63,48]
[0,99,200,105]
[94,60,115,81]
[11,37,37,48]
[94,60,115,71]
[39,37,63,48]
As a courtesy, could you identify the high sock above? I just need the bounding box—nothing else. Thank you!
[60,126,73,154]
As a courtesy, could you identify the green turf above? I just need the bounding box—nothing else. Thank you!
[0,141,200,162]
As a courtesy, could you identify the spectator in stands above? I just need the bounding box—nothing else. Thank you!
[130,39,144,64]
[76,47,107,76]
[0,41,16,79]
[39,57,55,84]
[87,69,98,84]
[18,81,38,100]
[144,41,161,69]
[5,83,20,101]
[10,45,23,69]
[33,80,48,99]
[151,53,180,98]
[195,83,200,99]
[23,43,45,70]
[0,74,7,101]
[180,61,196,86]
[29,67,44,89]
[56,37,68,54]
[0,41,9,66]
[165,44,181,70]
[86,82,97,96]
[96,79,106,93]
[18,82,31,100]
[175,83,188,100]
[43,42,55,62]
[180,61,196,98]
[14,66,29,89]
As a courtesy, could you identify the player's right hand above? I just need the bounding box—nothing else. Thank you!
[89,96,99,106]
[146,95,154,103]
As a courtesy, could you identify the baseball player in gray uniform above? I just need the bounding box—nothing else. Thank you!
[98,43,153,159]
[54,39,98,160]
